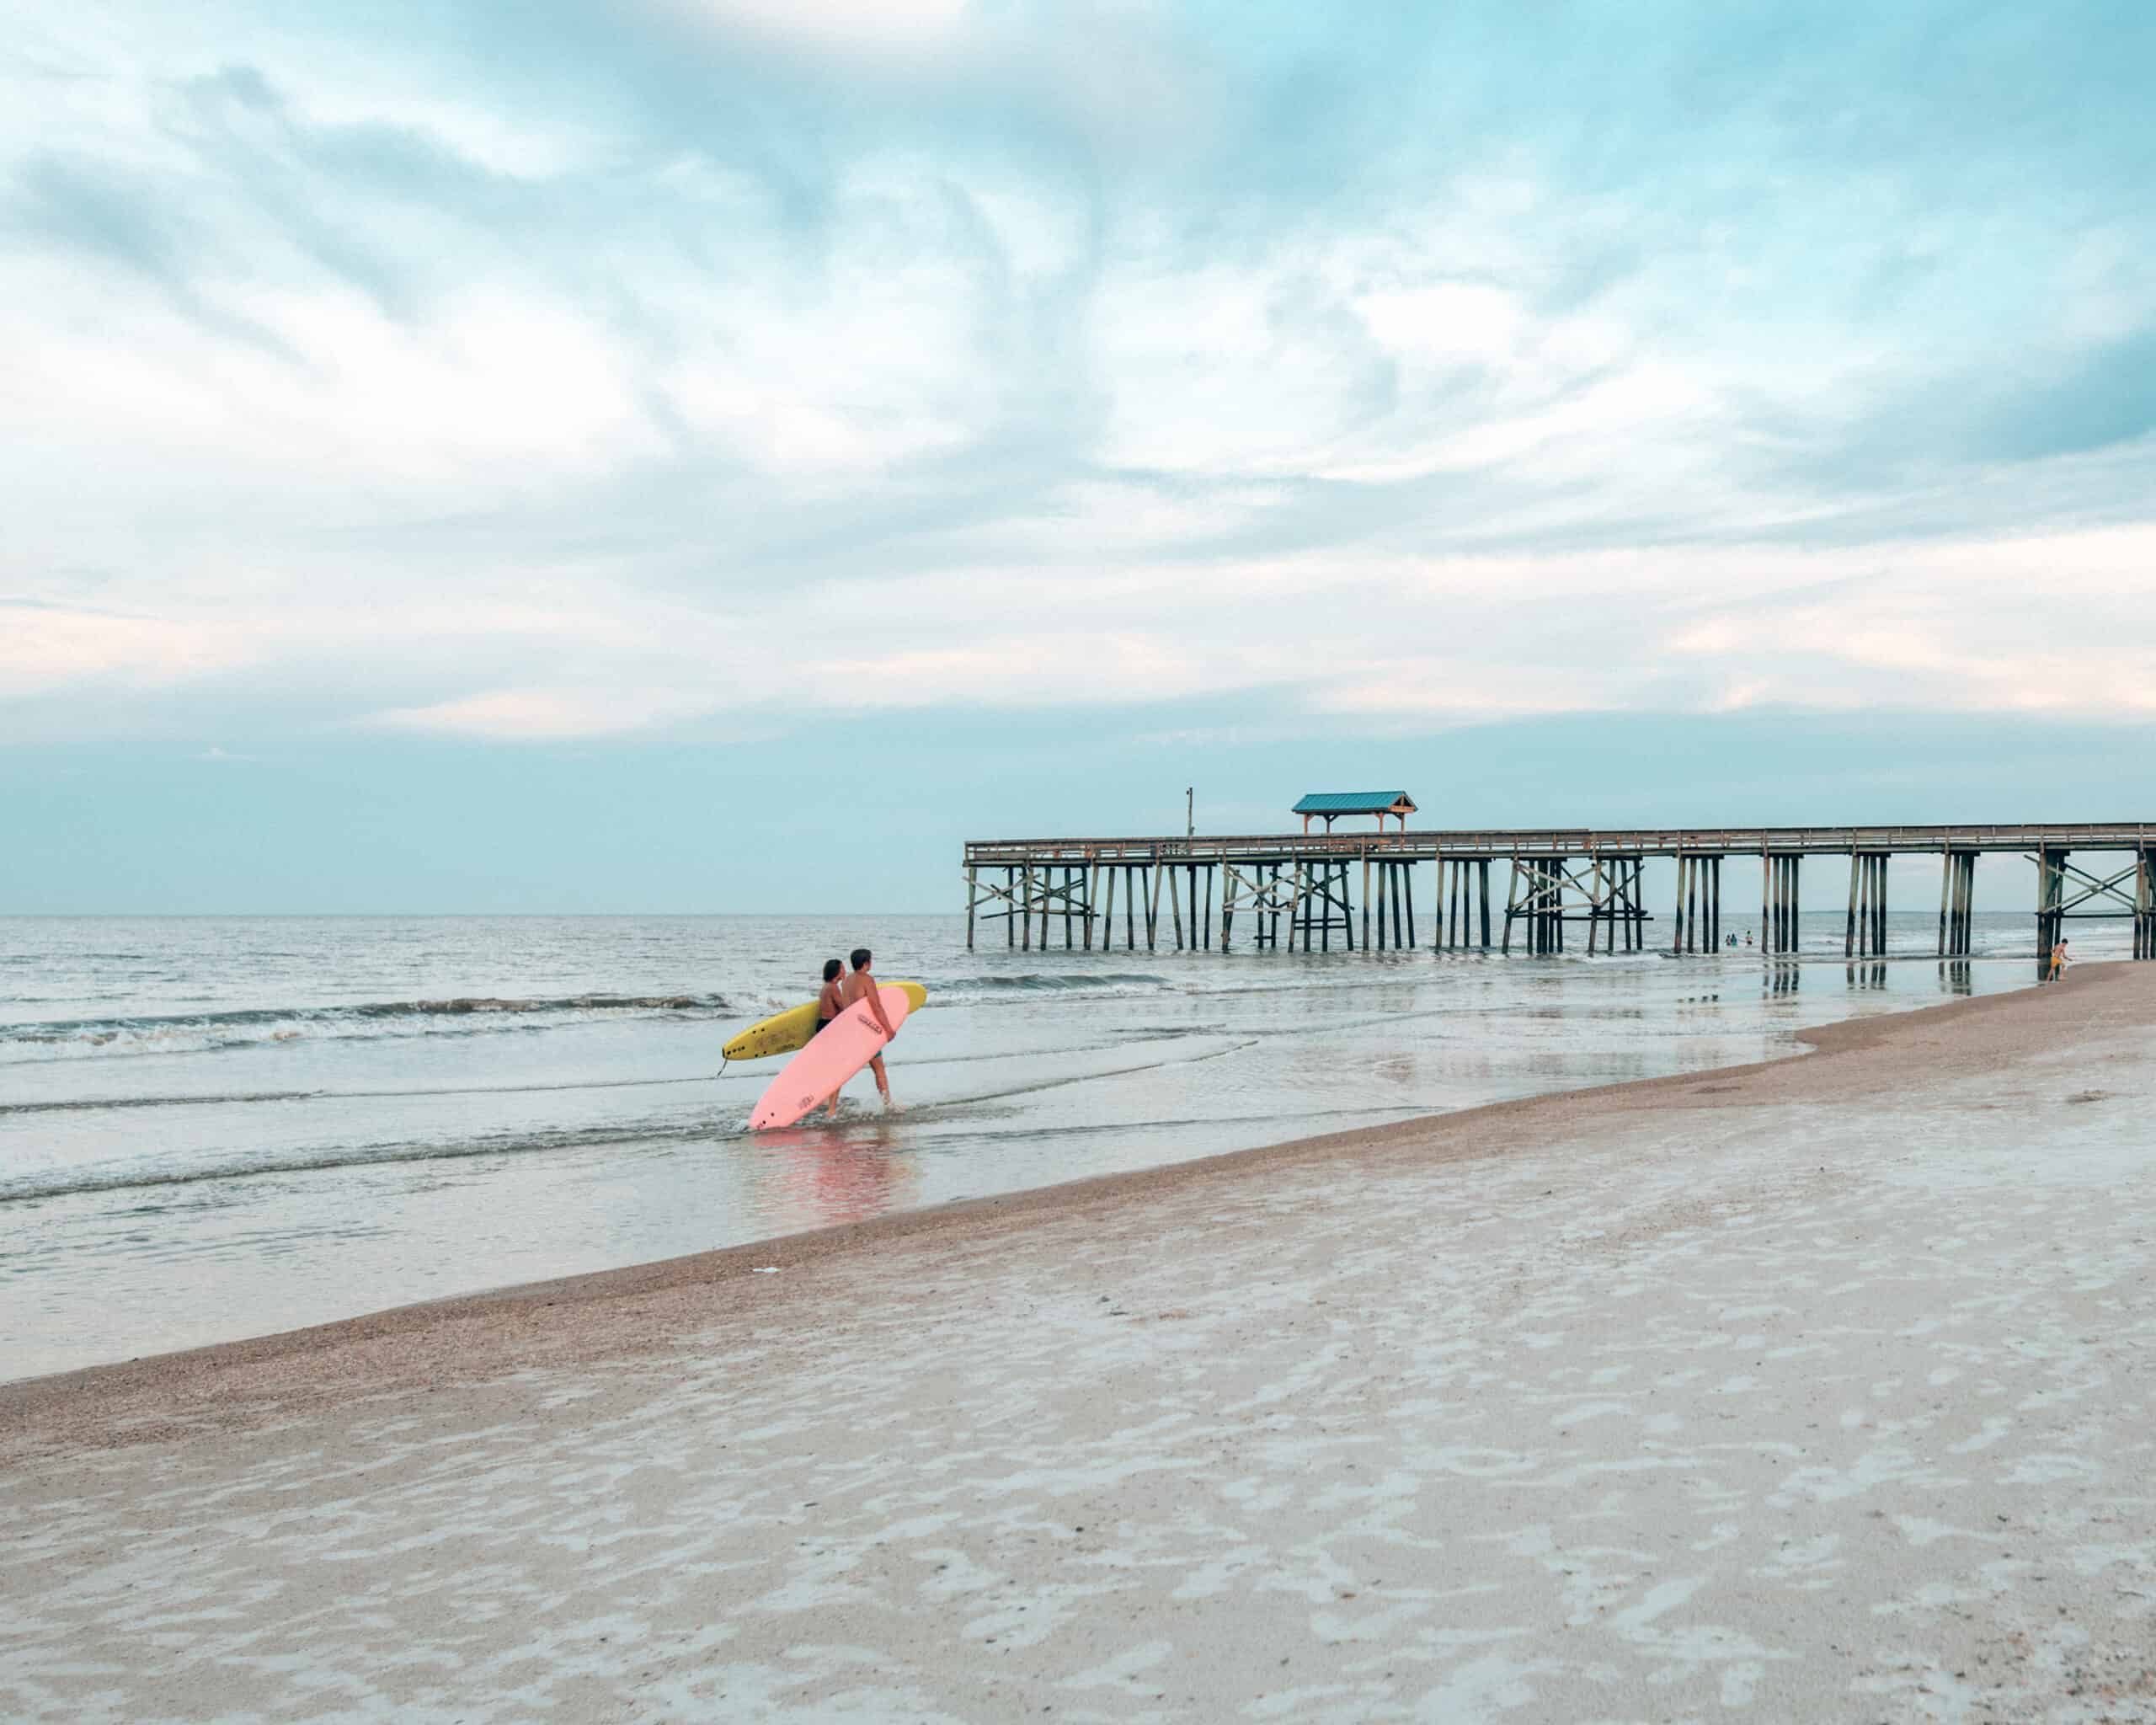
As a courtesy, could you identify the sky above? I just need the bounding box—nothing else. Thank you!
[4,1,2154,911]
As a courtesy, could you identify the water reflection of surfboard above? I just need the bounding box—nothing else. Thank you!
[750,983,915,1130]
[724,982,927,1062]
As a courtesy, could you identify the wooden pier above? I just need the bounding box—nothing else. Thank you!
[963,825,2156,976]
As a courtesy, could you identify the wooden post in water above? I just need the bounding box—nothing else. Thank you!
[1845,847,1860,957]
[1480,858,1493,950]
[966,865,978,949]
[2134,846,2147,960]
[2130,845,2147,961]
[2034,846,2066,978]
[1361,853,1372,950]
[1761,845,1773,956]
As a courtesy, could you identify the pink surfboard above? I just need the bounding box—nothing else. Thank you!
[749,983,915,1130]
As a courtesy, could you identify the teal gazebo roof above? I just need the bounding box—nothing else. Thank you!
[1293,792,1417,815]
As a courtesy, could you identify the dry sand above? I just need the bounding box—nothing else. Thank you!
[4,964,2154,1722]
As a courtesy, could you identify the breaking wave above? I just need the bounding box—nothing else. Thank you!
[0,993,731,1064]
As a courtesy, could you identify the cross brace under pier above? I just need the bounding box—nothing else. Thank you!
[963,830,2156,967]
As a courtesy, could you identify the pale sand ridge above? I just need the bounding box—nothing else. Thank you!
[3,966,2153,1720]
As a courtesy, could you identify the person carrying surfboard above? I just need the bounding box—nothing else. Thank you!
[840,947,897,1108]
[814,960,845,1034]
[812,959,848,1116]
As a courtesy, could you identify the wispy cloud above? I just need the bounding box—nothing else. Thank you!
[4,2,2153,745]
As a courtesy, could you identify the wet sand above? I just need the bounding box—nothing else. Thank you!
[5,964,2154,1720]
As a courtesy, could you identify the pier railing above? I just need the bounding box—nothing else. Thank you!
[960,824,2156,974]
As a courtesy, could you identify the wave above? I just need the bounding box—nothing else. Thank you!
[0,1114,729,1205]
[0,1033,1262,1205]
[0,992,730,1065]
[964,971,1172,990]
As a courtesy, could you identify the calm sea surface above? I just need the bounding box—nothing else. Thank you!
[1,911,2101,1380]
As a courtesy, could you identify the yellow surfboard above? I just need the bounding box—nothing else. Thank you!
[723,981,928,1062]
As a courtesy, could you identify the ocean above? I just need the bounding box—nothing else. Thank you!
[0,911,2104,1381]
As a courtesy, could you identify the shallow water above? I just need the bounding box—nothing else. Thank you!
[0,911,2100,1379]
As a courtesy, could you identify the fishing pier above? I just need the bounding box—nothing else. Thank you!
[961,822,2156,974]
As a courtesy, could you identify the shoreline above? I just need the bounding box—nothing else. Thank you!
[7,961,2151,1720]
[1,959,2112,1453]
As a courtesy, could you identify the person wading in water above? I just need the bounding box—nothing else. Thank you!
[840,946,899,1109]
[813,959,846,1117]
[814,959,845,1034]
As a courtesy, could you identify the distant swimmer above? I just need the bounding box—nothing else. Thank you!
[841,946,898,1108]
[1744,929,1755,948]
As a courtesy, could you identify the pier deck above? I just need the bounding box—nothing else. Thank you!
[961,824,2156,974]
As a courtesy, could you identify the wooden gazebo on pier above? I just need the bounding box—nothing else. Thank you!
[1294,791,1417,834]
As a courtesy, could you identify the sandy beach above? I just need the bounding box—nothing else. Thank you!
[5,964,2154,1722]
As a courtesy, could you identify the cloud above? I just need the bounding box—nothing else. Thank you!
[0,601,244,697]
[3,2,2153,750]
[366,685,718,740]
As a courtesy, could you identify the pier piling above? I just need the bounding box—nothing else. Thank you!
[959,828,2156,968]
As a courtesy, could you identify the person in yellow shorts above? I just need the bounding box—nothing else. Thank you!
[2047,937,2069,981]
